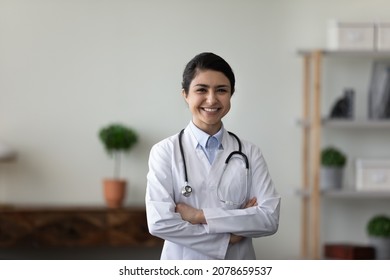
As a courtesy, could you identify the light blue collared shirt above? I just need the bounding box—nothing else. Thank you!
[188,122,223,164]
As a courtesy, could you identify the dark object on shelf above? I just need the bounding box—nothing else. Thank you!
[329,88,354,119]
[324,243,375,259]
[368,61,390,119]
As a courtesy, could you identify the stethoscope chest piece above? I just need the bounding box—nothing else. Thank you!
[181,185,192,197]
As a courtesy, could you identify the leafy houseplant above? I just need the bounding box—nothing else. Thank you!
[321,146,347,167]
[367,215,390,259]
[99,123,138,208]
[99,123,138,179]
[320,146,347,190]
[367,215,390,237]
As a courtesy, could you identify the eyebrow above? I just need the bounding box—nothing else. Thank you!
[194,84,230,88]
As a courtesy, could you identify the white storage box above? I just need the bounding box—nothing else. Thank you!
[356,159,390,191]
[377,22,390,50]
[327,20,375,50]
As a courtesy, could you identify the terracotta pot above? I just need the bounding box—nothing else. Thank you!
[103,179,127,208]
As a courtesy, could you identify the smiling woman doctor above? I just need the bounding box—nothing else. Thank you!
[146,52,281,260]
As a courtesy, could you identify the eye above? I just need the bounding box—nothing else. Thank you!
[217,88,229,94]
[196,87,207,93]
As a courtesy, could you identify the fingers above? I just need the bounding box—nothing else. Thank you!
[175,202,191,215]
[175,202,184,212]
[175,203,206,224]
[229,233,244,244]
[243,197,258,209]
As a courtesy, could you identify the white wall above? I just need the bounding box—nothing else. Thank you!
[1,0,390,259]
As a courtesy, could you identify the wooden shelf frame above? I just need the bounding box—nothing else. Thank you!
[300,50,324,260]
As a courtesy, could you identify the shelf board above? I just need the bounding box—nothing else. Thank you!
[296,118,390,128]
[322,119,390,128]
[323,189,390,198]
[298,49,390,57]
[296,189,390,199]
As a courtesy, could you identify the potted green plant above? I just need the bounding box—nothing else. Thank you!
[99,123,138,208]
[320,146,346,190]
[367,215,390,259]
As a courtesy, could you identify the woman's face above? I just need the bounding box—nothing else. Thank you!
[182,70,232,135]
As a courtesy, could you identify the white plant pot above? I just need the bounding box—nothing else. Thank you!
[320,167,343,190]
[369,237,390,259]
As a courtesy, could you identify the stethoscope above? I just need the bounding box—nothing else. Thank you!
[178,129,249,205]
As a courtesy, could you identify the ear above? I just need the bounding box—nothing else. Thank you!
[181,89,188,103]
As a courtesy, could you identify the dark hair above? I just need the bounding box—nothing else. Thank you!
[182,52,235,95]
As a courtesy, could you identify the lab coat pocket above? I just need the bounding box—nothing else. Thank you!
[217,157,248,207]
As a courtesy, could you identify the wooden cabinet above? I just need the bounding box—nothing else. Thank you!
[0,206,163,249]
[298,50,390,259]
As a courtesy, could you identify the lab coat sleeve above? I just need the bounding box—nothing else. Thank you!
[146,140,230,259]
[202,145,281,238]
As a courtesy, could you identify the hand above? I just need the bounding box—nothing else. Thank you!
[175,203,206,224]
[229,234,243,244]
[243,197,258,209]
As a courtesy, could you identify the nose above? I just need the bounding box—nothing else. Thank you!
[206,90,217,104]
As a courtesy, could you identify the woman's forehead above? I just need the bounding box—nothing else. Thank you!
[190,69,230,86]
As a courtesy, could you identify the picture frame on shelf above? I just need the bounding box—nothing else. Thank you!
[355,158,390,191]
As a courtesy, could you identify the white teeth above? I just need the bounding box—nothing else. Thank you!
[204,108,218,112]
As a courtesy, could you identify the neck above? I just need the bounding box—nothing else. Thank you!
[192,121,222,136]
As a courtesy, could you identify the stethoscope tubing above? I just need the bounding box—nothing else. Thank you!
[179,128,249,204]
[216,164,249,206]
[178,129,189,186]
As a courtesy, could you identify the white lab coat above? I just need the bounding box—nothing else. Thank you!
[145,124,281,260]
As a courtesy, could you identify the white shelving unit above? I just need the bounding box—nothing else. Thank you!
[298,49,390,259]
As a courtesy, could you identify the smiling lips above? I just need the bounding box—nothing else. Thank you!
[203,108,219,112]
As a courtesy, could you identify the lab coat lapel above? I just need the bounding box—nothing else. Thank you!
[183,126,235,201]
